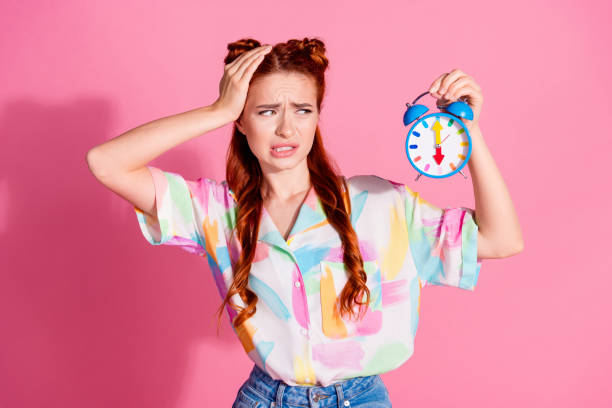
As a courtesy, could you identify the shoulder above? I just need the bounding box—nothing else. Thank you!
[173,174,237,212]
[147,167,237,212]
[203,179,237,209]
[344,174,406,196]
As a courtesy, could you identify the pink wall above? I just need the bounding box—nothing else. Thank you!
[1,0,610,406]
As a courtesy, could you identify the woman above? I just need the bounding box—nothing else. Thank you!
[86,37,523,407]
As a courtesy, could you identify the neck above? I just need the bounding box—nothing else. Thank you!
[260,167,311,202]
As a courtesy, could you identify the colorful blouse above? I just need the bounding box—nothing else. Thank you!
[133,165,482,387]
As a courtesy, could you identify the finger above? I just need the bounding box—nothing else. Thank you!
[444,76,473,100]
[226,45,271,76]
[437,69,467,96]
[436,85,479,110]
[436,94,454,107]
[446,85,482,105]
[238,47,272,81]
[227,45,271,77]
[225,45,269,70]
[223,48,253,71]
[428,72,450,96]
[237,51,268,82]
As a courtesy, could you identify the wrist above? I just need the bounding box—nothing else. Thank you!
[466,122,480,133]
[208,103,237,125]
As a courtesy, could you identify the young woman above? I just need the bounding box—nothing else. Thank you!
[86,37,523,408]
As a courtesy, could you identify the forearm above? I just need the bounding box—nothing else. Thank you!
[86,104,233,177]
[467,125,524,257]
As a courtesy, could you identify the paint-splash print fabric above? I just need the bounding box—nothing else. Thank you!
[134,165,482,387]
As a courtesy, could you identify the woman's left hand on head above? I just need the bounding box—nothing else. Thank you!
[428,69,483,131]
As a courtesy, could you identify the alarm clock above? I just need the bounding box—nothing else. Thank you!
[403,90,474,181]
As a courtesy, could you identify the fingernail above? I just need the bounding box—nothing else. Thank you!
[440,88,446,93]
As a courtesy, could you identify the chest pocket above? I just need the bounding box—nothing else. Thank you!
[319,259,383,339]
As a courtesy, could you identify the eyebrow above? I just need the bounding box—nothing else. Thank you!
[255,102,314,109]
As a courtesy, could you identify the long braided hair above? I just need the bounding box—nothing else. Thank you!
[215,37,370,333]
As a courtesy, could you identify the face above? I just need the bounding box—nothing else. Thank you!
[235,72,319,175]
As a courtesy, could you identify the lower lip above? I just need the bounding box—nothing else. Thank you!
[270,146,297,158]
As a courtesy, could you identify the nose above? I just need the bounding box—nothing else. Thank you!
[275,108,295,138]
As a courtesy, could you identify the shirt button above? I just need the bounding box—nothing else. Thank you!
[294,281,301,288]
[313,395,320,402]
[344,401,350,406]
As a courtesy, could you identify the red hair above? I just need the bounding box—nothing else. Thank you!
[215,37,370,333]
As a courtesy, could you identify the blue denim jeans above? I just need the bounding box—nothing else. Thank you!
[232,364,392,408]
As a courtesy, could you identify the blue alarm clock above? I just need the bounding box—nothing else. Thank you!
[403,90,474,181]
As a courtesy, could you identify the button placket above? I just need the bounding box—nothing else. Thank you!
[294,262,311,340]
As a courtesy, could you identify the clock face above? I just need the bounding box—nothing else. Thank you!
[405,112,472,178]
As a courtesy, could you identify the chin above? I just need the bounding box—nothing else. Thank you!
[266,154,305,170]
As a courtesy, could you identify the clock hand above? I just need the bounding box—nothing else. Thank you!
[432,120,443,146]
[431,120,445,165]
[433,146,445,165]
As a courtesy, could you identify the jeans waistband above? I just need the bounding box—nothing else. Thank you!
[244,364,380,407]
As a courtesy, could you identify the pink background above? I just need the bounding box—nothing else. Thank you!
[1,0,610,406]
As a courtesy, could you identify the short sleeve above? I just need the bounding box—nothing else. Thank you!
[133,165,232,258]
[400,183,482,291]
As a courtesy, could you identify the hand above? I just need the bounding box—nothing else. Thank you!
[211,45,273,122]
[428,69,483,131]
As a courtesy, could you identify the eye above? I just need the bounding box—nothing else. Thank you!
[258,109,312,116]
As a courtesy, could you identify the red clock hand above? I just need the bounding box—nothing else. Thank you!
[432,120,445,165]
[433,146,445,165]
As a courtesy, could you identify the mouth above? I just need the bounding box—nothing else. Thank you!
[271,143,298,152]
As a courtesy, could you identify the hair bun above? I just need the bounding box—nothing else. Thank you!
[224,38,261,64]
[297,37,328,70]
[303,38,325,55]
[228,38,261,50]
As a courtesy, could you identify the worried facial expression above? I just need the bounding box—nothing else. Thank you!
[236,72,319,174]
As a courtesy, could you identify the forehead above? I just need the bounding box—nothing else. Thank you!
[249,72,317,101]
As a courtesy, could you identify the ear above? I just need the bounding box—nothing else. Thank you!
[235,116,246,135]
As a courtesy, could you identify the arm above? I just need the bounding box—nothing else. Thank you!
[85,45,274,216]
[87,104,232,176]
[468,125,524,258]
[428,69,524,259]
[85,104,234,215]
[86,45,273,218]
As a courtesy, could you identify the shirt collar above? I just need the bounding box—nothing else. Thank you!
[257,184,329,251]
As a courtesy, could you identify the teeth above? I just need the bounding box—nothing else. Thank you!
[274,146,294,152]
